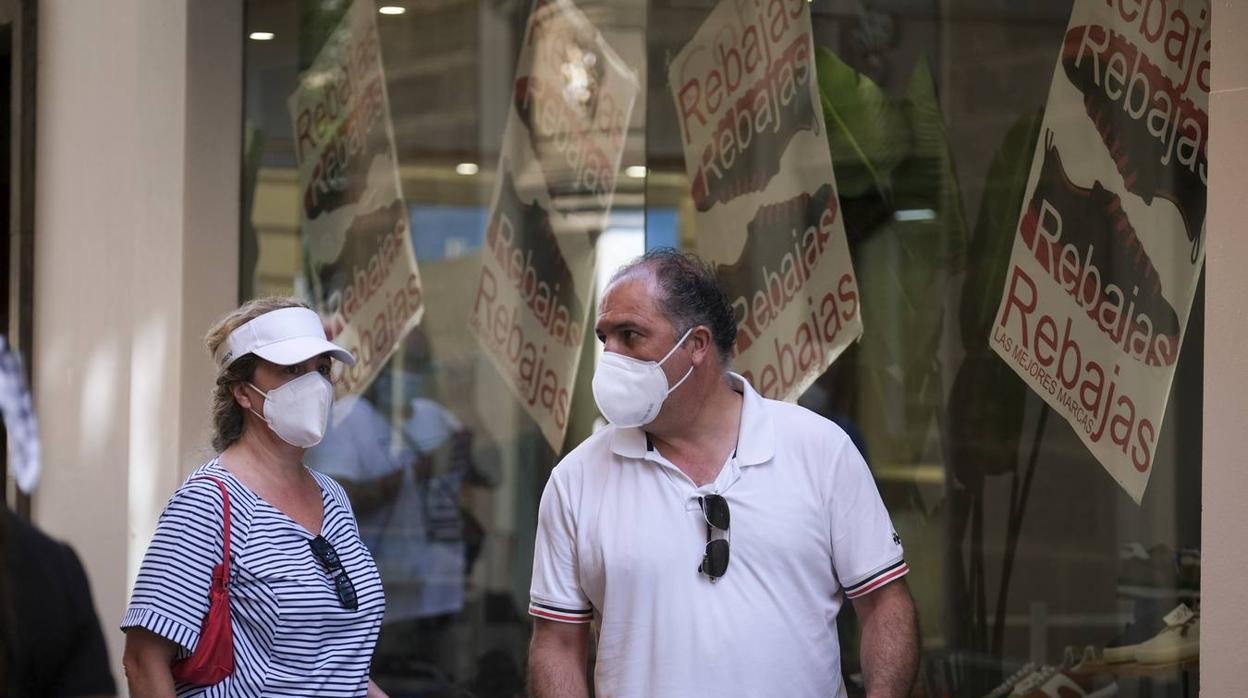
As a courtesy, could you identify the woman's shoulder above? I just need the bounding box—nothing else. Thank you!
[161,460,258,524]
[308,467,352,509]
[143,461,240,551]
[165,461,228,505]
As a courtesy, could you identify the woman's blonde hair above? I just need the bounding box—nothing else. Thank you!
[204,296,311,452]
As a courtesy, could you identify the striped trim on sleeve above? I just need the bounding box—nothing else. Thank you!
[120,606,200,656]
[529,600,594,624]
[843,559,910,599]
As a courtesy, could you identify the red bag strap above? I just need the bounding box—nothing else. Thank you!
[190,475,232,586]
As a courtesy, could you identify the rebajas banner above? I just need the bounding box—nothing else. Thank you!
[990,0,1208,502]
[669,0,864,402]
[469,0,638,450]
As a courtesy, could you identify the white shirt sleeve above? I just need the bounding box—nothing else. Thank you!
[828,436,909,599]
[529,466,594,623]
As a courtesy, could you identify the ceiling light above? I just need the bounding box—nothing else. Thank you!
[378,6,406,15]
[893,208,937,222]
[249,32,275,41]
[625,166,647,179]
[455,162,479,176]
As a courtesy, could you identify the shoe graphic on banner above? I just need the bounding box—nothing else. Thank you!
[1017,136,1180,367]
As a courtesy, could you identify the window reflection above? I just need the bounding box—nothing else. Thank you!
[244,1,1202,695]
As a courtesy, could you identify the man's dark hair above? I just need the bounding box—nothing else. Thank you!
[611,248,737,364]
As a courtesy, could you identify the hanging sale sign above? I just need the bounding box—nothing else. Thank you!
[288,0,424,404]
[669,0,862,402]
[989,0,1208,502]
[469,0,638,450]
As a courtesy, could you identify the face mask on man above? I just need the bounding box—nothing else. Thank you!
[592,327,694,428]
[247,372,333,448]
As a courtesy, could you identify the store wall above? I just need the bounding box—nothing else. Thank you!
[32,0,241,687]
[1203,2,1248,694]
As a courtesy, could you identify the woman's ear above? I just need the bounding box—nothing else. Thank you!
[231,382,255,411]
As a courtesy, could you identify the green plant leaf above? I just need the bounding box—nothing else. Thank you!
[816,47,909,199]
[947,350,1029,488]
[945,109,1044,489]
[891,57,969,274]
[849,58,968,469]
[959,110,1044,347]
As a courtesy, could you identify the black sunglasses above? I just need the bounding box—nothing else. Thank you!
[309,535,359,610]
[698,494,730,581]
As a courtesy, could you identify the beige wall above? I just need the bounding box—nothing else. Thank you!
[32,0,241,690]
[1203,2,1246,695]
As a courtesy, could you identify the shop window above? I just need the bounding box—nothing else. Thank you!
[243,1,1204,695]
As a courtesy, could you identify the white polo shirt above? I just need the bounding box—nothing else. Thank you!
[530,373,907,698]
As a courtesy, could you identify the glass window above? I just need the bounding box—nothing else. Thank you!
[243,1,1204,695]
[2,0,36,515]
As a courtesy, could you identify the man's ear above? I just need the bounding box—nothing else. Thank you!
[689,325,714,366]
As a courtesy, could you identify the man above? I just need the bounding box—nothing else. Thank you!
[528,249,918,697]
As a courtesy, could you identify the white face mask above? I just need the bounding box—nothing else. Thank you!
[592,328,694,428]
[247,372,333,448]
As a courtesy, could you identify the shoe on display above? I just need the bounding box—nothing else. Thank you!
[1133,604,1199,665]
[1059,644,1098,670]
[1069,645,1103,673]
[1017,669,1118,698]
[1008,665,1059,697]
[1103,597,1172,663]
[981,661,1037,698]
[1103,630,1147,664]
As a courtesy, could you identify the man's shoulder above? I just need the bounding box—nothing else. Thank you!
[553,426,617,478]
[757,394,847,441]
[754,395,868,474]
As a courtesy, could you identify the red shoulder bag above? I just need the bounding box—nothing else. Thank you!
[170,475,235,685]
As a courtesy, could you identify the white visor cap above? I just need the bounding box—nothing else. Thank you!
[215,306,356,369]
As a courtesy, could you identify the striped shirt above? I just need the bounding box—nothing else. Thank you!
[122,460,385,696]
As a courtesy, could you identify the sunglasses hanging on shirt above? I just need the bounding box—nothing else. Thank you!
[309,535,359,610]
[698,494,730,581]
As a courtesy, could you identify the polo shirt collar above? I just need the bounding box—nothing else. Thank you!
[727,372,774,466]
[608,421,649,459]
[607,371,775,467]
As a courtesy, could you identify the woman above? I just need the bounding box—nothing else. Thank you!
[122,297,388,697]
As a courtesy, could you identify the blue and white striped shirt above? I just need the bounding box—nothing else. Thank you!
[122,460,385,696]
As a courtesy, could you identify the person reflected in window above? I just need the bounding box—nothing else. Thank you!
[307,327,499,692]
